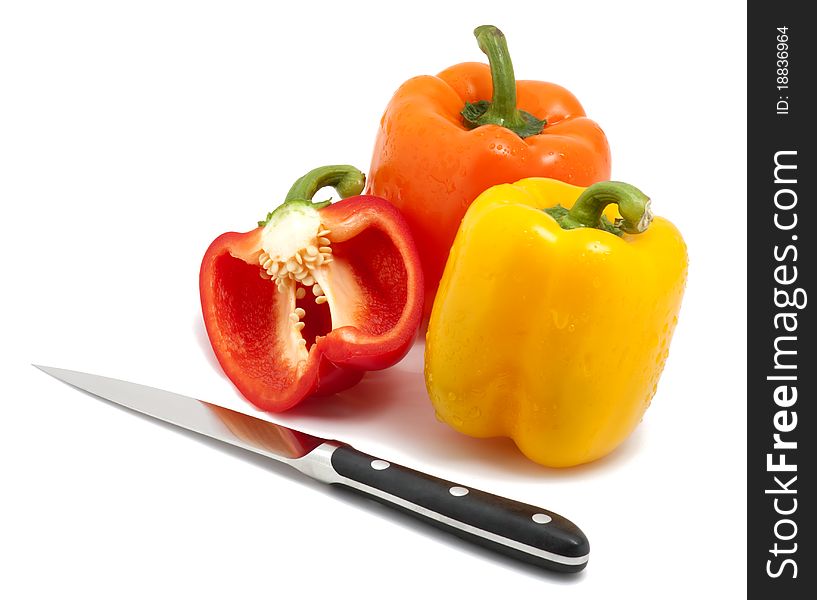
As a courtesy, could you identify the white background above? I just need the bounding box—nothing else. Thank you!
[1,1,746,597]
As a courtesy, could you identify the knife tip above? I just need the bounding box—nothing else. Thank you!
[33,364,60,377]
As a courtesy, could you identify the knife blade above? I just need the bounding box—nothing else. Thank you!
[36,365,589,573]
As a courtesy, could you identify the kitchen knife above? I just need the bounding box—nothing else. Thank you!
[36,365,589,573]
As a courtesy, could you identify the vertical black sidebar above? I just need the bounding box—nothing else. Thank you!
[747,4,814,598]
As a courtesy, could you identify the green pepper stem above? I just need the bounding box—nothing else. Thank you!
[284,165,366,205]
[460,25,546,138]
[258,165,366,227]
[544,182,653,235]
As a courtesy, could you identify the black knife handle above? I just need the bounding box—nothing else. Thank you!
[328,445,589,573]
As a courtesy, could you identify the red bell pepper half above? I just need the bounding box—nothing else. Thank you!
[200,165,423,412]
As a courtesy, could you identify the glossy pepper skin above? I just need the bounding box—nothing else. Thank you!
[367,26,611,315]
[200,166,423,412]
[425,177,687,468]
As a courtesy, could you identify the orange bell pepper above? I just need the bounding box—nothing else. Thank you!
[367,25,611,315]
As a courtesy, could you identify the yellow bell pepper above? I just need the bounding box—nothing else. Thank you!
[424,178,687,468]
